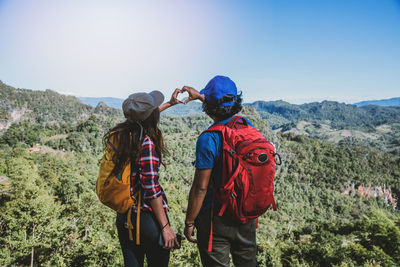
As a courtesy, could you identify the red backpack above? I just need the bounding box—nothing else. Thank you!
[204,116,281,251]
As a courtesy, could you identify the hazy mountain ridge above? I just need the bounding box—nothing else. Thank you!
[80,96,400,131]
[79,95,204,116]
[355,97,400,107]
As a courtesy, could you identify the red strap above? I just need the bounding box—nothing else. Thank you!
[203,124,225,133]
[256,217,259,228]
[218,202,227,216]
[202,115,246,134]
[272,196,277,211]
[226,115,243,128]
[207,218,213,252]
[207,193,215,252]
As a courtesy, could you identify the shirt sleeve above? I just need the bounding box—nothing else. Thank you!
[139,137,162,200]
[194,132,220,169]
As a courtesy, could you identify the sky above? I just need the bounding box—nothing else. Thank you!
[0,0,399,104]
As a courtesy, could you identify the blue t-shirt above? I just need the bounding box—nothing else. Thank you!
[194,116,253,210]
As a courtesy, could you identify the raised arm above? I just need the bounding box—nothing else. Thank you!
[158,88,184,112]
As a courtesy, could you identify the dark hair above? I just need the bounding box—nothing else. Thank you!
[103,108,166,176]
[202,92,243,121]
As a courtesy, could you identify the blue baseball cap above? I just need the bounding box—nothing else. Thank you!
[200,75,237,106]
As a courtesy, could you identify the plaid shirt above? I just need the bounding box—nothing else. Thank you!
[131,136,168,212]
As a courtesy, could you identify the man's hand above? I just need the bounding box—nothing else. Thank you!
[184,224,197,243]
[169,88,184,106]
[184,169,212,244]
[181,86,205,104]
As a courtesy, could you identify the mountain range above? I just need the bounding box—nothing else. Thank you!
[1,81,399,155]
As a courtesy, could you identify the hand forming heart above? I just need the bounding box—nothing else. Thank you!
[169,88,185,106]
[181,86,205,104]
[168,86,204,106]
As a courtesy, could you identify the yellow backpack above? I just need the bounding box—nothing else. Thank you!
[96,134,142,244]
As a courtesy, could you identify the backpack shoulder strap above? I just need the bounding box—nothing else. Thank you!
[107,140,117,153]
[226,115,249,128]
[202,115,246,135]
[226,115,243,127]
[203,124,225,133]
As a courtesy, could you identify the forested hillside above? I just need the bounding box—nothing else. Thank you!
[247,100,400,156]
[248,100,400,129]
[0,81,121,129]
[0,82,399,266]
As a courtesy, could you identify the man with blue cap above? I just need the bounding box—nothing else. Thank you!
[182,76,257,267]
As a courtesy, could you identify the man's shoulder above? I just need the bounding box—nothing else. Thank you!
[197,131,220,146]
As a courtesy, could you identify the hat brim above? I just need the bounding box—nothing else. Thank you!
[150,90,165,107]
[199,88,235,106]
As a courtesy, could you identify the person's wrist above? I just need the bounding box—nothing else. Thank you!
[169,100,178,106]
[199,94,205,102]
[185,221,194,228]
[161,222,170,232]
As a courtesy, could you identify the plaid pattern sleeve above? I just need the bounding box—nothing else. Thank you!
[134,136,168,212]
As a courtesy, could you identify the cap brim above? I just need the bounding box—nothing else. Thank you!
[149,90,165,107]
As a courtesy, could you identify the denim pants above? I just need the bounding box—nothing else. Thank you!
[116,211,170,267]
[195,209,257,267]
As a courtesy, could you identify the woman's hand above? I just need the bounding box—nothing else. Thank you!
[162,225,179,249]
[159,88,184,112]
[181,86,205,104]
[168,88,184,106]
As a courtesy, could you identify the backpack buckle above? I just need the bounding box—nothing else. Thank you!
[274,153,282,165]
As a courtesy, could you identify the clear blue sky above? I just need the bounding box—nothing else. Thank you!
[0,0,399,104]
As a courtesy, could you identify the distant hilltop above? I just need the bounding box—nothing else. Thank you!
[78,97,123,109]
[354,97,400,107]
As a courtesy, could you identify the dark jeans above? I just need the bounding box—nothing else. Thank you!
[116,211,170,267]
[195,209,257,267]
